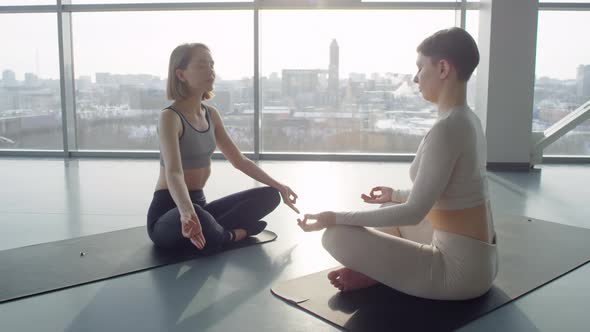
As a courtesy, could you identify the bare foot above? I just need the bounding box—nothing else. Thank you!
[327,267,378,292]
[232,229,247,242]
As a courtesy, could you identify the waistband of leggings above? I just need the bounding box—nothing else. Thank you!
[153,188,205,201]
[432,229,497,255]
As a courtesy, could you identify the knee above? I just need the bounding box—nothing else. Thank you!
[203,232,224,253]
[261,186,281,208]
[149,223,183,249]
[200,224,224,253]
[194,206,224,251]
[322,225,342,251]
[322,225,363,253]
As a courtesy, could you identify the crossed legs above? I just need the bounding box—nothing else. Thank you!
[323,215,437,297]
[148,186,281,253]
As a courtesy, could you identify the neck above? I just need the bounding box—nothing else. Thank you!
[436,82,467,113]
[173,96,202,114]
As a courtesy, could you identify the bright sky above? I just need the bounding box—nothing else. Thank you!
[0,8,588,81]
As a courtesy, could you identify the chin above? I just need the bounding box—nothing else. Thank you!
[423,95,436,104]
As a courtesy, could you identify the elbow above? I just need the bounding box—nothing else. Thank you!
[402,203,430,226]
[165,169,183,183]
[231,160,242,170]
[231,155,248,170]
[415,210,431,226]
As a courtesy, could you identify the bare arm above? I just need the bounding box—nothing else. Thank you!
[159,109,205,248]
[159,110,195,215]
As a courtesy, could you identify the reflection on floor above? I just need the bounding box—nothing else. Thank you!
[0,158,588,331]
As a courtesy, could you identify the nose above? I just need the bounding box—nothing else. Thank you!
[413,74,418,84]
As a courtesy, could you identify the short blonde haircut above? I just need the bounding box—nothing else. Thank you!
[166,43,214,101]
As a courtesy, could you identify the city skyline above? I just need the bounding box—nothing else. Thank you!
[1,34,587,89]
[1,10,589,81]
[1,57,588,155]
[1,60,586,86]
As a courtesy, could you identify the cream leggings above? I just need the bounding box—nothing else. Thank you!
[322,210,498,300]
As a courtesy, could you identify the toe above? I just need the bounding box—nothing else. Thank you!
[328,270,339,281]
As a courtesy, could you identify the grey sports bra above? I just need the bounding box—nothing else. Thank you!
[159,104,216,169]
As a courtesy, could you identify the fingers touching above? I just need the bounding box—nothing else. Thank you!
[281,187,300,214]
[297,213,323,232]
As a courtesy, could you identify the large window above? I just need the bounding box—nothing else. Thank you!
[259,10,455,153]
[0,13,62,150]
[72,11,253,151]
[1,2,503,159]
[534,11,590,156]
[0,1,55,5]
[72,0,251,3]
[362,0,456,2]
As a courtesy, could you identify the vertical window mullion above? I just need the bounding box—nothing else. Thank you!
[253,6,261,160]
[57,0,77,156]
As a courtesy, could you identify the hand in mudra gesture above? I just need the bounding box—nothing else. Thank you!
[361,186,395,204]
[180,211,206,250]
[297,212,336,232]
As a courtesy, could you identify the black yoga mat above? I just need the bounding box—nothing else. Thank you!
[0,226,276,304]
[271,216,590,331]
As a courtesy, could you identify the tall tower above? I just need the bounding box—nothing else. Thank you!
[328,39,340,107]
[577,64,590,100]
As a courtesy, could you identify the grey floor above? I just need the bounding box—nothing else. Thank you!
[0,158,589,332]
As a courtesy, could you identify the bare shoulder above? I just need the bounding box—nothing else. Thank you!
[160,107,178,118]
[159,108,182,135]
[205,104,224,126]
[206,104,221,118]
[159,108,180,123]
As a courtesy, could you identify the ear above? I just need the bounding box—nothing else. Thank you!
[438,59,452,80]
[175,68,186,83]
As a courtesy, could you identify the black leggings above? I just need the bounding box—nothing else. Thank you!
[147,186,281,253]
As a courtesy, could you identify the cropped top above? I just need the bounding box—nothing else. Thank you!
[160,104,216,169]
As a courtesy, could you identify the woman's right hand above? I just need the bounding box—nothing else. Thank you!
[297,212,336,232]
[180,211,206,250]
[361,186,394,204]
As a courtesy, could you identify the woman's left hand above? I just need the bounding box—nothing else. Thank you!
[297,212,336,232]
[278,184,300,214]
